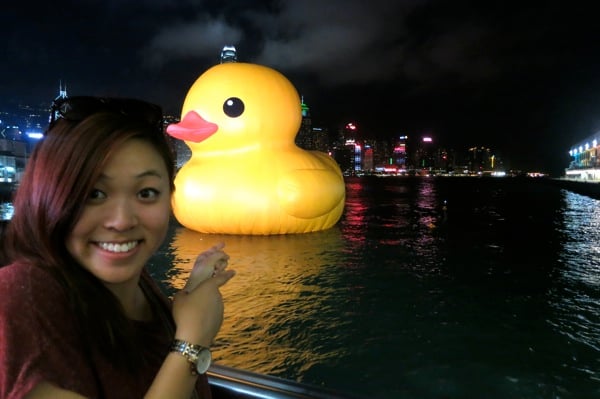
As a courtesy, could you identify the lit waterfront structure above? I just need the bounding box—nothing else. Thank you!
[347,139,361,173]
[364,139,391,172]
[467,146,492,173]
[0,139,26,184]
[331,122,362,175]
[566,133,600,180]
[415,135,435,170]
[311,127,330,153]
[294,98,331,154]
[0,86,53,186]
[391,135,408,173]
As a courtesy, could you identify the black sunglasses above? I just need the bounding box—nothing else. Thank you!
[49,96,163,129]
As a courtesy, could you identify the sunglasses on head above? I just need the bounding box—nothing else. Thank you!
[49,96,163,129]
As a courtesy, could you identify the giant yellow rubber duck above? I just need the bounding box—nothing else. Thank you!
[166,62,345,235]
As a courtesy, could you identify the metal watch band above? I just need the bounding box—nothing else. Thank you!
[170,339,205,375]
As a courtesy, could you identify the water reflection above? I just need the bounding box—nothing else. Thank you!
[550,191,600,357]
[159,225,349,375]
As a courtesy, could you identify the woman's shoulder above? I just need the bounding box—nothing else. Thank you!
[0,261,66,310]
[0,260,60,286]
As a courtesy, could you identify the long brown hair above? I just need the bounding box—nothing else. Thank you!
[5,109,176,370]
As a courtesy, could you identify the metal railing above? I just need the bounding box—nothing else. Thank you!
[207,364,364,399]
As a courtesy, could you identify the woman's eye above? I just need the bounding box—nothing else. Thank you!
[139,188,160,200]
[88,189,106,201]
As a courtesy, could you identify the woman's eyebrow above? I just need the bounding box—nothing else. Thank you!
[97,169,165,181]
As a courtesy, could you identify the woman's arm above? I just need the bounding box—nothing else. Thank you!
[146,244,235,399]
[25,383,87,399]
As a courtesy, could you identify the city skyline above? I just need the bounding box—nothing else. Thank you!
[0,95,532,178]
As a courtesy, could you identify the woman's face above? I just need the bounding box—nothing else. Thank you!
[66,138,171,289]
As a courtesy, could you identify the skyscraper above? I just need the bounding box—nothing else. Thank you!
[295,97,313,149]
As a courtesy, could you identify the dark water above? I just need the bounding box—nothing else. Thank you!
[147,176,600,399]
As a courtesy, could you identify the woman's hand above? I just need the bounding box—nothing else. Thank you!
[184,242,230,292]
[171,243,235,347]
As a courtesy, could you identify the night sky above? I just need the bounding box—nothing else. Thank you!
[2,0,600,175]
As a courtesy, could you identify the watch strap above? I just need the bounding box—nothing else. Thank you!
[171,339,207,376]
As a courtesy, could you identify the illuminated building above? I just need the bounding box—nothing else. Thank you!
[392,135,408,172]
[467,146,492,173]
[415,136,435,170]
[220,45,237,63]
[311,127,330,153]
[362,143,374,171]
[1,85,55,188]
[347,139,361,173]
[344,123,361,174]
[50,81,68,123]
[295,97,313,150]
[331,122,360,175]
[566,134,600,180]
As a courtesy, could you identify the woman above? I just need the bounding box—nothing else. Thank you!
[0,96,235,398]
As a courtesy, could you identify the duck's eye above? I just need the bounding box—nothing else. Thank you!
[223,97,244,118]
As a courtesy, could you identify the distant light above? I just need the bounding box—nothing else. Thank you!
[585,143,590,150]
[527,172,547,178]
[594,139,598,147]
[345,123,357,130]
[423,137,432,142]
[26,132,44,140]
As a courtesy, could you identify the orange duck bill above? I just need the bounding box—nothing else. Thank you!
[166,111,218,143]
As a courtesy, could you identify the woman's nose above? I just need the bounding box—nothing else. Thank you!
[104,200,138,231]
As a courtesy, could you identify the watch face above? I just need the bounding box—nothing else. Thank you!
[195,348,212,374]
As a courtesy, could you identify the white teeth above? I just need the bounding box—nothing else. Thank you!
[98,241,138,253]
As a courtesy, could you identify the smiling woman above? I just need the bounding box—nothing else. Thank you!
[0,96,235,399]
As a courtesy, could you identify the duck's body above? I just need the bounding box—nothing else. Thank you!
[167,62,345,235]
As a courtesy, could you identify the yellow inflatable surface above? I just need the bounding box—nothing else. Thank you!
[167,62,345,235]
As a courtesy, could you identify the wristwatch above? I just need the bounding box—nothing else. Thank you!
[170,339,212,375]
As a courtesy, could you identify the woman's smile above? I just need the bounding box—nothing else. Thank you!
[95,240,141,253]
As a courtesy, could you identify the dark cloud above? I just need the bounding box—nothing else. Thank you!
[143,17,243,67]
[2,0,600,175]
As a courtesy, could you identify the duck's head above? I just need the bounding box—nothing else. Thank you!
[167,62,302,153]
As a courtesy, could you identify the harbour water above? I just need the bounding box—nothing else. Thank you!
[146,176,600,399]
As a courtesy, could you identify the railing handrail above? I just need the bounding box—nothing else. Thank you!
[207,364,364,399]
